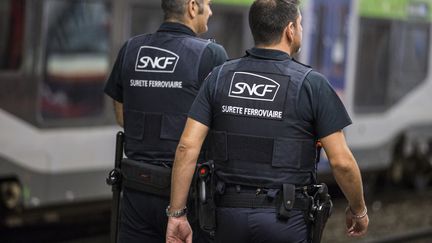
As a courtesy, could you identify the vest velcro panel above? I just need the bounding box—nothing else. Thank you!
[124,110,186,151]
[207,131,316,171]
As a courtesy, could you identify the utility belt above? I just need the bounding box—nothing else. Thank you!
[121,159,172,197]
[195,161,332,243]
[217,185,310,213]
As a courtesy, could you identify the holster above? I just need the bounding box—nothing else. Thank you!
[195,161,217,235]
[309,183,333,243]
[121,159,171,197]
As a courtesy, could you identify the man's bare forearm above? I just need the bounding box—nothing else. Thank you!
[169,143,201,211]
[331,154,366,213]
[169,118,209,212]
[321,131,366,214]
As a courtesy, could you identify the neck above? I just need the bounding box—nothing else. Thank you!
[255,42,292,56]
[165,18,197,34]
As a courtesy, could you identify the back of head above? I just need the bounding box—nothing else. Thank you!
[249,0,300,46]
[161,0,204,22]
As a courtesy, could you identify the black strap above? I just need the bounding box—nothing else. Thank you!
[216,190,309,210]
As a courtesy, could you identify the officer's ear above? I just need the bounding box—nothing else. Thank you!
[285,22,295,43]
[187,0,199,18]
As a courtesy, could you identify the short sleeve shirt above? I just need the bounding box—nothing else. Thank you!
[188,48,352,139]
[104,22,228,103]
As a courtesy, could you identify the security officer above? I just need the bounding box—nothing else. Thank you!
[166,0,369,242]
[104,0,228,242]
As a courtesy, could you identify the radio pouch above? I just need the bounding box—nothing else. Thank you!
[121,159,171,197]
[277,184,296,220]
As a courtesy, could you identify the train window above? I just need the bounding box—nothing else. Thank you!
[387,22,430,105]
[354,19,391,110]
[354,18,430,113]
[40,0,111,121]
[0,0,25,70]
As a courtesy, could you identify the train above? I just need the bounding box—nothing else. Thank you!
[0,0,431,224]
[304,0,432,190]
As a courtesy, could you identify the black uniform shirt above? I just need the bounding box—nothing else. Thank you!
[104,22,228,103]
[189,47,352,139]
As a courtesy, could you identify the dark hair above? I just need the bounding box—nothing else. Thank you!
[249,0,300,45]
[161,0,204,21]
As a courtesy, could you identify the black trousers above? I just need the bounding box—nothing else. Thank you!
[215,207,310,243]
[118,187,212,243]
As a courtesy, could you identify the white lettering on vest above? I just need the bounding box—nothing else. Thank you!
[137,56,177,69]
[229,72,280,102]
[231,83,277,97]
[135,46,179,73]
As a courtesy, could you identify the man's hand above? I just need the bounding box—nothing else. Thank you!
[345,209,369,237]
[166,216,193,243]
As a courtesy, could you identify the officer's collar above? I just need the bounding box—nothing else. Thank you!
[246,47,292,61]
[157,22,197,37]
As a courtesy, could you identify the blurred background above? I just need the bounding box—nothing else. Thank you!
[0,0,431,242]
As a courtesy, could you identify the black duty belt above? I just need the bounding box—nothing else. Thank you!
[216,188,310,210]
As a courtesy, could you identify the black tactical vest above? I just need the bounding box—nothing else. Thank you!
[207,56,318,188]
[120,32,210,161]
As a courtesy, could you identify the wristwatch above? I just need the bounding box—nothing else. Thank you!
[166,205,188,217]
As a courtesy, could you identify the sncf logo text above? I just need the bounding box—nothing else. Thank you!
[135,46,179,73]
[229,72,280,101]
